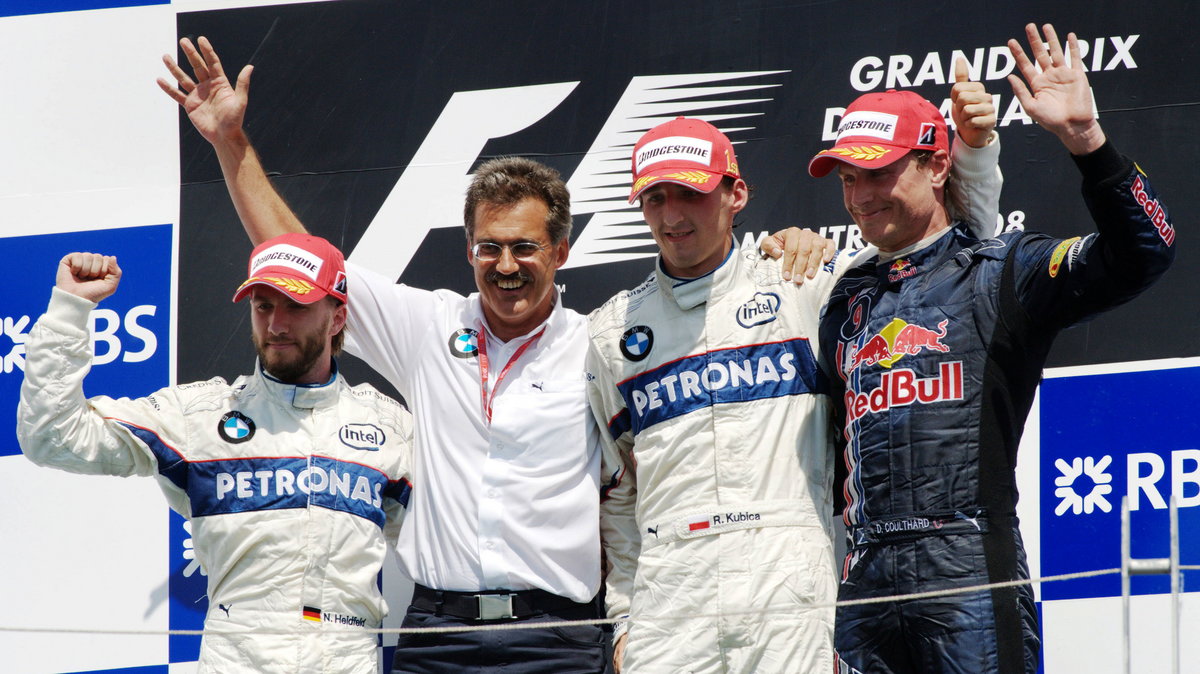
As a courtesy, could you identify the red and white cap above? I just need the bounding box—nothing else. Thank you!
[629,117,741,203]
[808,89,948,178]
[232,233,348,304]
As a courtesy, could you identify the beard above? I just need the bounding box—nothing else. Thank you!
[252,317,330,383]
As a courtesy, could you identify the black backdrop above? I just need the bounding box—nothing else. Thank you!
[177,0,1197,396]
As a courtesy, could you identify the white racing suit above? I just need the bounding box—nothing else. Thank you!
[17,288,414,674]
[587,247,841,673]
[585,135,1001,673]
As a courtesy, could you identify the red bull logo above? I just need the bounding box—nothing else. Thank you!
[887,258,917,283]
[1130,174,1175,247]
[845,318,950,373]
[844,361,964,428]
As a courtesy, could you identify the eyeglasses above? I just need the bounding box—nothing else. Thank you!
[471,241,547,261]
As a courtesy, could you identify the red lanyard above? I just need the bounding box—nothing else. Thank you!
[477,326,545,425]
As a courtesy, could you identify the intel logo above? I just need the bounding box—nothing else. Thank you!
[339,423,385,451]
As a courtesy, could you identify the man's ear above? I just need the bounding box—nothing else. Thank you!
[927,149,951,189]
[729,178,750,215]
[330,300,348,336]
[551,237,570,270]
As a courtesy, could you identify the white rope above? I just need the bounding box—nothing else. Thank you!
[0,566,1127,637]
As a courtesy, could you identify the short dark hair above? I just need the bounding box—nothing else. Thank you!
[463,157,572,244]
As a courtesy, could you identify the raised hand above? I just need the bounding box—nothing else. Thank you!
[57,253,122,303]
[157,36,252,145]
[949,57,996,149]
[1007,23,1105,155]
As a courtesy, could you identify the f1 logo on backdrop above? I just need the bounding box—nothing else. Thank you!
[0,224,171,458]
[1039,367,1200,601]
[348,71,789,279]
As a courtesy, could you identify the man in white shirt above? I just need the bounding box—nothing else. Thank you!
[160,37,606,673]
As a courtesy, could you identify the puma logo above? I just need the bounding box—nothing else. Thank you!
[954,510,982,531]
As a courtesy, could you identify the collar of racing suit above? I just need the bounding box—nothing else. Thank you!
[655,236,739,311]
[255,359,343,410]
[876,224,958,262]
[867,223,981,284]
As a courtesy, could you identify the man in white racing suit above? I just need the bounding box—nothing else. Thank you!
[17,234,413,673]
[587,64,1001,673]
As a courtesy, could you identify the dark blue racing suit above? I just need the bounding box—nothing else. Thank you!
[819,141,1175,674]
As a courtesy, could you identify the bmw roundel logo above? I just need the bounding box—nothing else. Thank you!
[218,411,256,444]
[619,326,653,362]
[449,328,480,359]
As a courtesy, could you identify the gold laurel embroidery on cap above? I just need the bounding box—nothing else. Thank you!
[241,276,316,295]
[632,174,656,193]
[821,145,891,161]
[664,171,712,184]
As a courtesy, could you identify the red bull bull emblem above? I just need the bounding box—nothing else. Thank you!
[887,258,917,283]
[846,318,950,373]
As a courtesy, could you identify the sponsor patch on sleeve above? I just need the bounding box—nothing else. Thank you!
[1048,237,1082,278]
[1130,174,1175,247]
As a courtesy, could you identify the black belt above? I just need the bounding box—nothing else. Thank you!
[848,509,990,548]
[410,584,585,622]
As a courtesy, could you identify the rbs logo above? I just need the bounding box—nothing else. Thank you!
[90,305,158,365]
[1054,449,1200,516]
[1,305,158,373]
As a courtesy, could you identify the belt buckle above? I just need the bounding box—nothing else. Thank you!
[476,593,515,620]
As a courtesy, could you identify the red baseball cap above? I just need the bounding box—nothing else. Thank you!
[808,89,948,178]
[232,233,348,304]
[629,117,741,203]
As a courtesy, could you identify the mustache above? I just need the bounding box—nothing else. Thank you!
[486,270,532,284]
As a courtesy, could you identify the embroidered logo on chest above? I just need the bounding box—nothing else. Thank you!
[448,328,479,359]
[339,423,385,451]
[620,326,654,361]
[844,317,950,373]
[735,292,781,328]
[887,258,918,283]
[218,411,256,444]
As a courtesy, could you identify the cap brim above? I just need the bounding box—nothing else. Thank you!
[808,143,911,178]
[232,276,329,304]
[628,168,725,203]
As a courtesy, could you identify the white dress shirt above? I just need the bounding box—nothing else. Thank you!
[344,262,601,602]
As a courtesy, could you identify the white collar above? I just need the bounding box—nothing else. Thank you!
[472,289,561,345]
[877,226,954,262]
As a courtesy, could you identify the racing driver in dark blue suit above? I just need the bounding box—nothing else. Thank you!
[810,24,1176,674]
